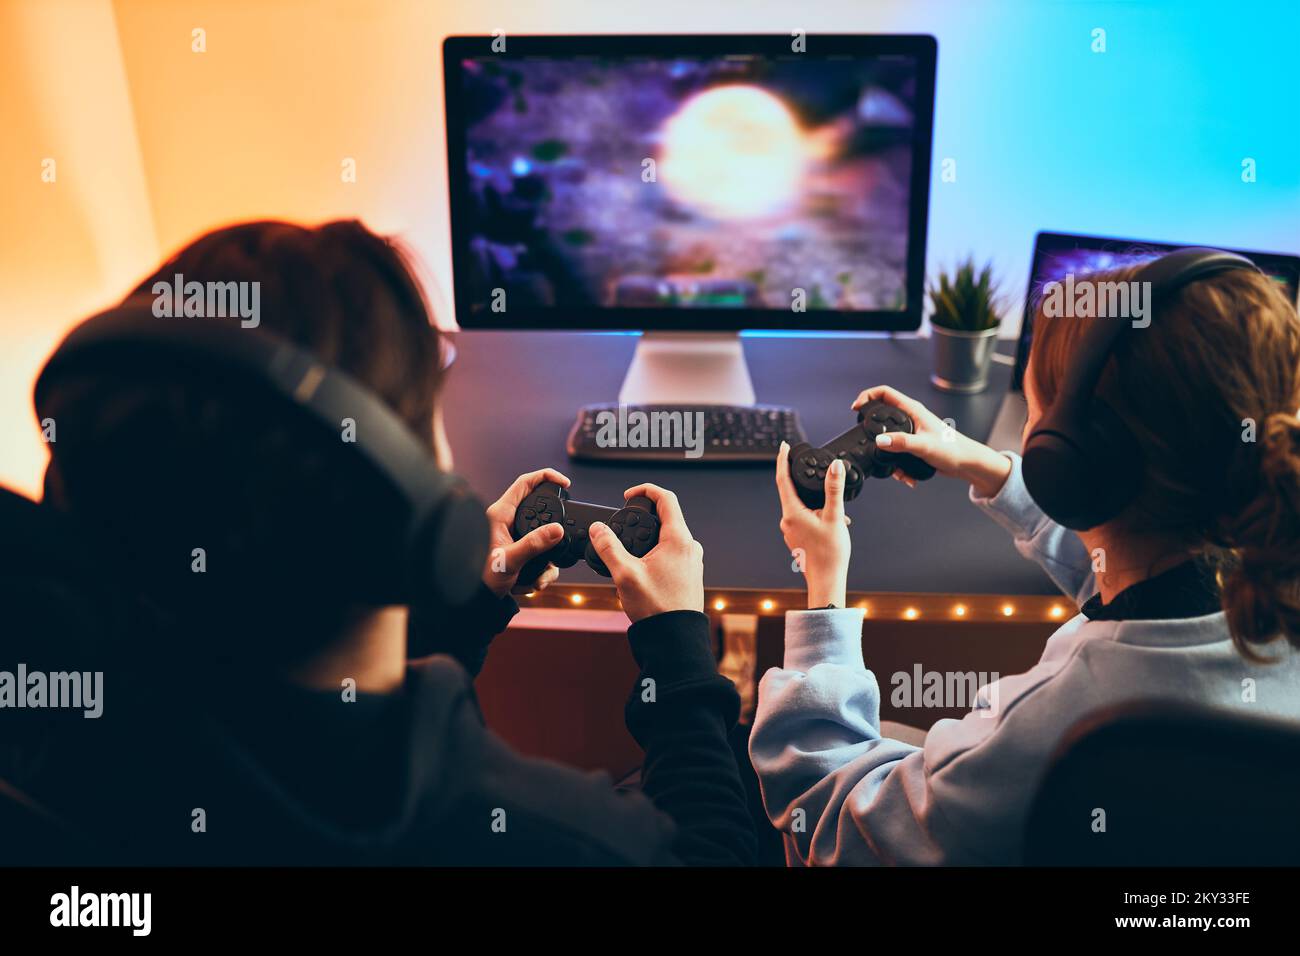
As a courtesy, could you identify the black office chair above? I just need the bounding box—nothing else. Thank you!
[1024,699,1300,865]
[0,483,117,864]
[0,777,85,864]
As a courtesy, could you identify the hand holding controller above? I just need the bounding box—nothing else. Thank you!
[512,481,661,581]
[788,399,936,509]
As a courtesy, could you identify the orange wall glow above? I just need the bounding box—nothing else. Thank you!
[0,0,158,498]
[1,0,917,497]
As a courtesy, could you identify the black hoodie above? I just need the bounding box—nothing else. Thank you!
[13,586,756,866]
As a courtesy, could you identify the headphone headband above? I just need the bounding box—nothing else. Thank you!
[34,296,488,611]
[36,297,455,520]
[1023,247,1261,530]
[1048,248,1260,426]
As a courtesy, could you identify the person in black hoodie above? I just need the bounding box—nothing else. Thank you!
[24,220,756,866]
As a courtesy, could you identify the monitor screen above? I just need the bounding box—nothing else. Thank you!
[444,35,936,331]
[1011,232,1300,390]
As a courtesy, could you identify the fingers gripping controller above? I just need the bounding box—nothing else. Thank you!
[511,481,660,579]
[585,497,659,577]
[789,400,936,509]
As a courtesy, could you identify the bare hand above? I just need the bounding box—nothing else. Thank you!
[775,441,852,608]
[587,483,704,623]
[851,385,1011,498]
[482,468,572,597]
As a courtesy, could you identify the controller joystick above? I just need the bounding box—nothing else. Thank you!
[511,481,661,581]
[788,399,936,509]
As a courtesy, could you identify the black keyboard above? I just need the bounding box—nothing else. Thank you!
[566,404,806,463]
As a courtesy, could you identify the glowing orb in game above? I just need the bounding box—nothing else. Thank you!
[658,85,807,220]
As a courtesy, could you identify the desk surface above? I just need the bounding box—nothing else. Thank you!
[442,332,1056,596]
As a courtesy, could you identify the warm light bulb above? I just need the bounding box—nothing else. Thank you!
[1049,605,1065,619]
[570,593,584,605]
[953,604,967,618]
[904,607,920,620]
[713,598,727,611]
[761,599,776,612]
[524,591,537,598]
[1001,604,1015,617]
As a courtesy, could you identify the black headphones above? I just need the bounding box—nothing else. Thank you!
[1021,248,1262,531]
[33,297,490,614]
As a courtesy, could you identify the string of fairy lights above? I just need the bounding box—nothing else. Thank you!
[518,586,1074,623]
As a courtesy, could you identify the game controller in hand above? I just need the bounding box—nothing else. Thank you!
[788,400,937,509]
[512,481,661,580]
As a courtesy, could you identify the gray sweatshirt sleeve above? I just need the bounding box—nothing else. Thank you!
[748,459,1105,865]
[748,607,1100,865]
[969,452,1097,607]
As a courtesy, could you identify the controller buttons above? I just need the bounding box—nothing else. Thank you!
[626,513,639,526]
[523,508,536,519]
[636,529,651,542]
[804,467,816,478]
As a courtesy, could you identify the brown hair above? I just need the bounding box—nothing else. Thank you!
[1029,263,1300,659]
[129,219,444,446]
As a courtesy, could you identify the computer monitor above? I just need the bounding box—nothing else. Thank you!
[443,34,937,404]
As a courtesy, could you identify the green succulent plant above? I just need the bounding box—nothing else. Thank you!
[928,258,1001,332]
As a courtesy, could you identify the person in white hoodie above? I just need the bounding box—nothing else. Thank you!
[750,257,1300,865]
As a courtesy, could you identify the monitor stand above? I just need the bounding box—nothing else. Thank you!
[617,332,756,406]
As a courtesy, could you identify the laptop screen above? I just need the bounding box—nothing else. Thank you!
[1010,232,1300,391]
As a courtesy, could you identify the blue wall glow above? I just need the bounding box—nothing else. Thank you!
[917,0,1299,329]
[435,0,1298,335]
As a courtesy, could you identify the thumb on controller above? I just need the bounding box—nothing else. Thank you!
[822,458,847,521]
[588,521,634,580]
[875,431,938,480]
[511,521,565,568]
[875,429,928,458]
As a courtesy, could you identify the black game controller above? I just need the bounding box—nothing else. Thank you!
[788,400,937,509]
[512,481,661,580]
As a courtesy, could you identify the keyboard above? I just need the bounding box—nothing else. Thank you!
[566,404,806,463]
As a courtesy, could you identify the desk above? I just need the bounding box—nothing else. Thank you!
[442,332,1056,600]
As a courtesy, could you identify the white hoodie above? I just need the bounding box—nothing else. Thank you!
[749,453,1300,865]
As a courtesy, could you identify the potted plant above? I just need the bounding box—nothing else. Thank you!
[928,259,1002,393]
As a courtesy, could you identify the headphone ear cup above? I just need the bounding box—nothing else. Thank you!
[407,481,490,608]
[1023,429,1093,529]
[1023,402,1142,531]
